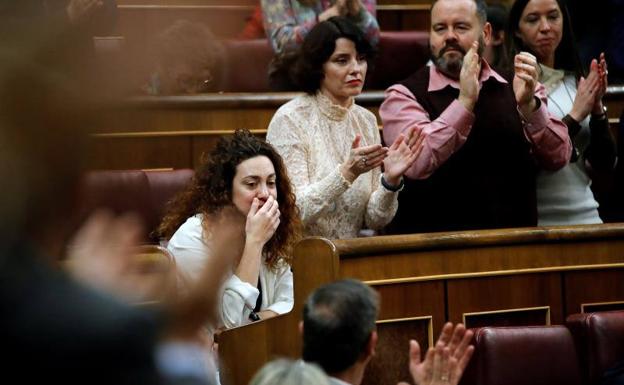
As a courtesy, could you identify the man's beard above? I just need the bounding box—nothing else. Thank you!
[431,36,485,79]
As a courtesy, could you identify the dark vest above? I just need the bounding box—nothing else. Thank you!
[386,67,537,234]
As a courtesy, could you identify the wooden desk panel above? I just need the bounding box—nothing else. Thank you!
[375,281,446,336]
[447,273,563,325]
[363,317,432,385]
[564,269,624,314]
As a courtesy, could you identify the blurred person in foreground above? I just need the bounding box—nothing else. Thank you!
[0,0,117,79]
[0,25,234,385]
[505,0,616,225]
[249,359,331,385]
[157,130,303,329]
[379,0,571,234]
[267,17,424,239]
[301,279,474,385]
[145,20,225,95]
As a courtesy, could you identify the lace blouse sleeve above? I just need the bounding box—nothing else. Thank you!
[363,112,399,229]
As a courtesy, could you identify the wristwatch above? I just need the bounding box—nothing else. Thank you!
[249,311,260,322]
[592,104,608,120]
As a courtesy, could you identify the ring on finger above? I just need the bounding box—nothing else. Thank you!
[361,156,367,166]
[440,376,449,382]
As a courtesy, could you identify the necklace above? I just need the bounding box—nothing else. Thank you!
[545,76,575,119]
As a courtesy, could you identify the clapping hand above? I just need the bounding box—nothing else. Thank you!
[592,53,608,115]
[402,323,474,385]
[341,134,388,183]
[458,41,481,111]
[320,0,346,21]
[383,127,425,186]
[66,210,145,301]
[513,52,539,118]
[570,64,600,122]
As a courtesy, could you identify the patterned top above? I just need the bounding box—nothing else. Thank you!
[266,93,398,239]
[261,0,379,54]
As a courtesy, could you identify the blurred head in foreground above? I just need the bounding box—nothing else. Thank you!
[249,359,331,385]
[148,20,224,95]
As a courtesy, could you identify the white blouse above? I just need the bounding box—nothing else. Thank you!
[167,215,293,329]
[266,93,398,239]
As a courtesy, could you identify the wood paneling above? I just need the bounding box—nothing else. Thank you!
[448,273,562,325]
[374,281,446,335]
[564,269,624,315]
[91,90,622,171]
[89,135,192,169]
[364,317,432,385]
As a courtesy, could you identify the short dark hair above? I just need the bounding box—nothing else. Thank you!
[431,0,488,25]
[291,17,375,95]
[504,0,583,76]
[302,279,379,374]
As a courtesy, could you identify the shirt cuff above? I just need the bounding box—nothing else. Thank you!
[225,274,259,310]
[266,299,294,315]
[518,97,547,133]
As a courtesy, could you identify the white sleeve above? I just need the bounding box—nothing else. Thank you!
[364,113,399,229]
[264,265,293,315]
[221,274,259,329]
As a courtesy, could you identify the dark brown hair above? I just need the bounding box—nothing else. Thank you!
[503,0,583,77]
[157,130,302,269]
[291,16,375,94]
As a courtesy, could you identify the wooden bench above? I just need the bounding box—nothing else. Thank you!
[92,88,624,170]
[217,224,624,385]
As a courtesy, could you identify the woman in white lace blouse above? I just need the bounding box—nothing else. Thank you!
[267,17,423,239]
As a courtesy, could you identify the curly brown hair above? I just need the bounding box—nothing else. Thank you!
[157,130,302,269]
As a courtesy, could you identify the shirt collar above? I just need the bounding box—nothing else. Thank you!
[315,92,353,121]
[428,59,507,92]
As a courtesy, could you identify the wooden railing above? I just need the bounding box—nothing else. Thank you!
[91,88,623,170]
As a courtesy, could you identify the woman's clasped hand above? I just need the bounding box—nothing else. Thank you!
[341,128,425,187]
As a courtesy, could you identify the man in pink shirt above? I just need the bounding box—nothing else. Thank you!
[379,0,571,234]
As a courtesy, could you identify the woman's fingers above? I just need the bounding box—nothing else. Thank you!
[367,150,388,164]
[248,197,261,218]
[391,134,406,151]
[358,143,385,156]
